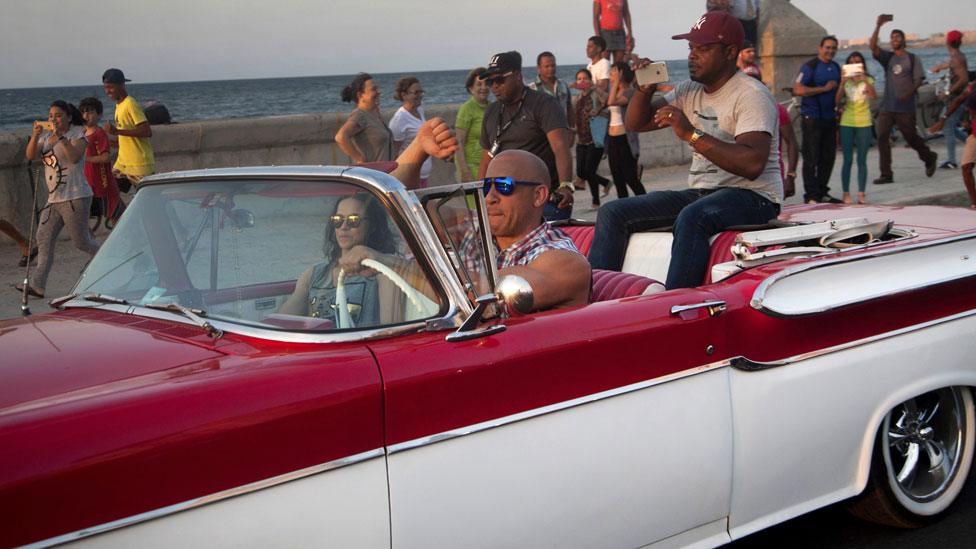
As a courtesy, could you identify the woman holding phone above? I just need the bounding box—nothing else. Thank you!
[835,51,876,204]
[20,100,99,298]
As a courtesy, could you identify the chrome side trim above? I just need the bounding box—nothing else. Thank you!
[387,359,730,455]
[751,232,976,315]
[24,448,385,549]
[732,307,976,372]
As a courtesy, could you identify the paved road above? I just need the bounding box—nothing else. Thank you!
[730,472,976,547]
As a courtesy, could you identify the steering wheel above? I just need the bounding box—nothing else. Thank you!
[334,258,439,329]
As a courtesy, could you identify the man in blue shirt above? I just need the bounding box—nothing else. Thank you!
[794,35,841,203]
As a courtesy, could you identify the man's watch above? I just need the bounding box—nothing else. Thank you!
[689,128,706,147]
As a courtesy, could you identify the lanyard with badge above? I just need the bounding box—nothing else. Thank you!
[489,91,527,158]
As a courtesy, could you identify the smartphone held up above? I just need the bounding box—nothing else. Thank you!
[635,62,670,88]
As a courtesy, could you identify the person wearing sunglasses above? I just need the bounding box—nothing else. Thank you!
[477,51,575,222]
[278,192,429,326]
[278,118,457,322]
[482,150,590,311]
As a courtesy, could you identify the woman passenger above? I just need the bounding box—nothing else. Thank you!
[279,193,424,327]
[336,73,394,164]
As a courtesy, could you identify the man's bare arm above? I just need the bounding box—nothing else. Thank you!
[624,87,668,132]
[949,55,970,95]
[500,249,591,311]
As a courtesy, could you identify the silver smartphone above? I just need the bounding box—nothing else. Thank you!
[635,62,670,87]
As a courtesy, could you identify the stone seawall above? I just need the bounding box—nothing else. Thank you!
[0,103,691,239]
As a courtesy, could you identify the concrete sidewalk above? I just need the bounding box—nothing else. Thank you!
[1,137,973,320]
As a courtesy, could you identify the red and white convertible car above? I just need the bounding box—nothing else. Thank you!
[2,166,976,548]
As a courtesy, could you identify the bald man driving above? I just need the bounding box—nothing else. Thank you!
[484,150,591,310]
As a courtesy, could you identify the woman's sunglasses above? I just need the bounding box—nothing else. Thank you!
[330,214,363,228]
[482,177,544,196]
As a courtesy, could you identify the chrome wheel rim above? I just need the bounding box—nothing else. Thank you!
[882,387,967,503]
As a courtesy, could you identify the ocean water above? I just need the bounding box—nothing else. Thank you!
[2,45,972,131]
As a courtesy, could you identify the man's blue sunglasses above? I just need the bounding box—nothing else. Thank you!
[482,177,545,196]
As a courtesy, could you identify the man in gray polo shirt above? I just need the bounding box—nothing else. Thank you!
[870,13,938,183]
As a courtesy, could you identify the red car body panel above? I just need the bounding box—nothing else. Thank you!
[0,310,383,547]
[371,288,727,446]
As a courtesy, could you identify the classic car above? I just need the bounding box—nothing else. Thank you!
[1,165,975,548]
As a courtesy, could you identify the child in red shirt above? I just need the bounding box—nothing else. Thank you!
[79,97,121,223]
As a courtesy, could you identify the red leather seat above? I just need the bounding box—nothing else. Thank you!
[591,269,661,302]
[559,225,595,257]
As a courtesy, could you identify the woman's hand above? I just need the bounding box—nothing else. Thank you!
[338,245,379,277]
[31,122,44,139]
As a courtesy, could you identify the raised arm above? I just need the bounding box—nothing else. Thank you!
[390,117,458,189]
[624,86,668,132]
[870,14,892,59]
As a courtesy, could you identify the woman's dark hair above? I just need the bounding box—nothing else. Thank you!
[393,76,420,101]
[78,97,104,115]
[50,100,84,126]
[465,67,486,92]
[322,193,396,266]
[576,68,593,80]
[611,62,635,84]
[341,73,373,103]
[845,51,872,78]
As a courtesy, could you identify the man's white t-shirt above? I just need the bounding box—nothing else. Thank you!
[587,58,611,86]
[664,71,783,203]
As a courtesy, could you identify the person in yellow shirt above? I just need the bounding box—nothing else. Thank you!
[102,68,155,187]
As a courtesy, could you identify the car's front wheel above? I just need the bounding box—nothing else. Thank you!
[848,386,975,528]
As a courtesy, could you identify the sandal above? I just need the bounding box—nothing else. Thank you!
[14,282,44,298]
[17,248,38,268]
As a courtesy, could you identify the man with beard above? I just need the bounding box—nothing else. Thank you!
[870,14,938,184]
[478,51,575,221]
[588,11,782,289]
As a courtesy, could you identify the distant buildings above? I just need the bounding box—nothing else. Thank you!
[839,30,975,50]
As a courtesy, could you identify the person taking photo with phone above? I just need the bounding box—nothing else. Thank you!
[590,11,782,290]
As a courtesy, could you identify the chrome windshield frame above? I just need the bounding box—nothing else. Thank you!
[62,165,473,343]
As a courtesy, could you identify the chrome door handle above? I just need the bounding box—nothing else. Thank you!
[670,300,727,317]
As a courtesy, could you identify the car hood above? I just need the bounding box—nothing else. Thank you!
[0,310,225,411]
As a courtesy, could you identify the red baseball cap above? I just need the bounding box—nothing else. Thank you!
[672,12,745,49]
[946,30,963,44]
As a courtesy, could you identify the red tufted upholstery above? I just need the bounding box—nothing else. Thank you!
[591,269,661,302]
[559,225,595,257]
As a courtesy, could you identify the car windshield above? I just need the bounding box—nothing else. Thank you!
[73,179,444,333]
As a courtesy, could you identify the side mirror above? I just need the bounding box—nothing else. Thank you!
[495,274,534,316]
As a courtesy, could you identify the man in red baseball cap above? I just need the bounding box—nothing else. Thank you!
[929,29,970,169]
[588,11,783,289]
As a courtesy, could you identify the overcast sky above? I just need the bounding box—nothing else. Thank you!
[1,0,970,89]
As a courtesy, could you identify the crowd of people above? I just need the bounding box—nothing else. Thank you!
[6,3,975,313]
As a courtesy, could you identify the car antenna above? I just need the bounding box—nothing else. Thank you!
[20,160,42,316]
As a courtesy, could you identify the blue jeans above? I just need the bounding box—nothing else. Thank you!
[944,103,967,164]
[588,187,780,289]
[840,125,872,193]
